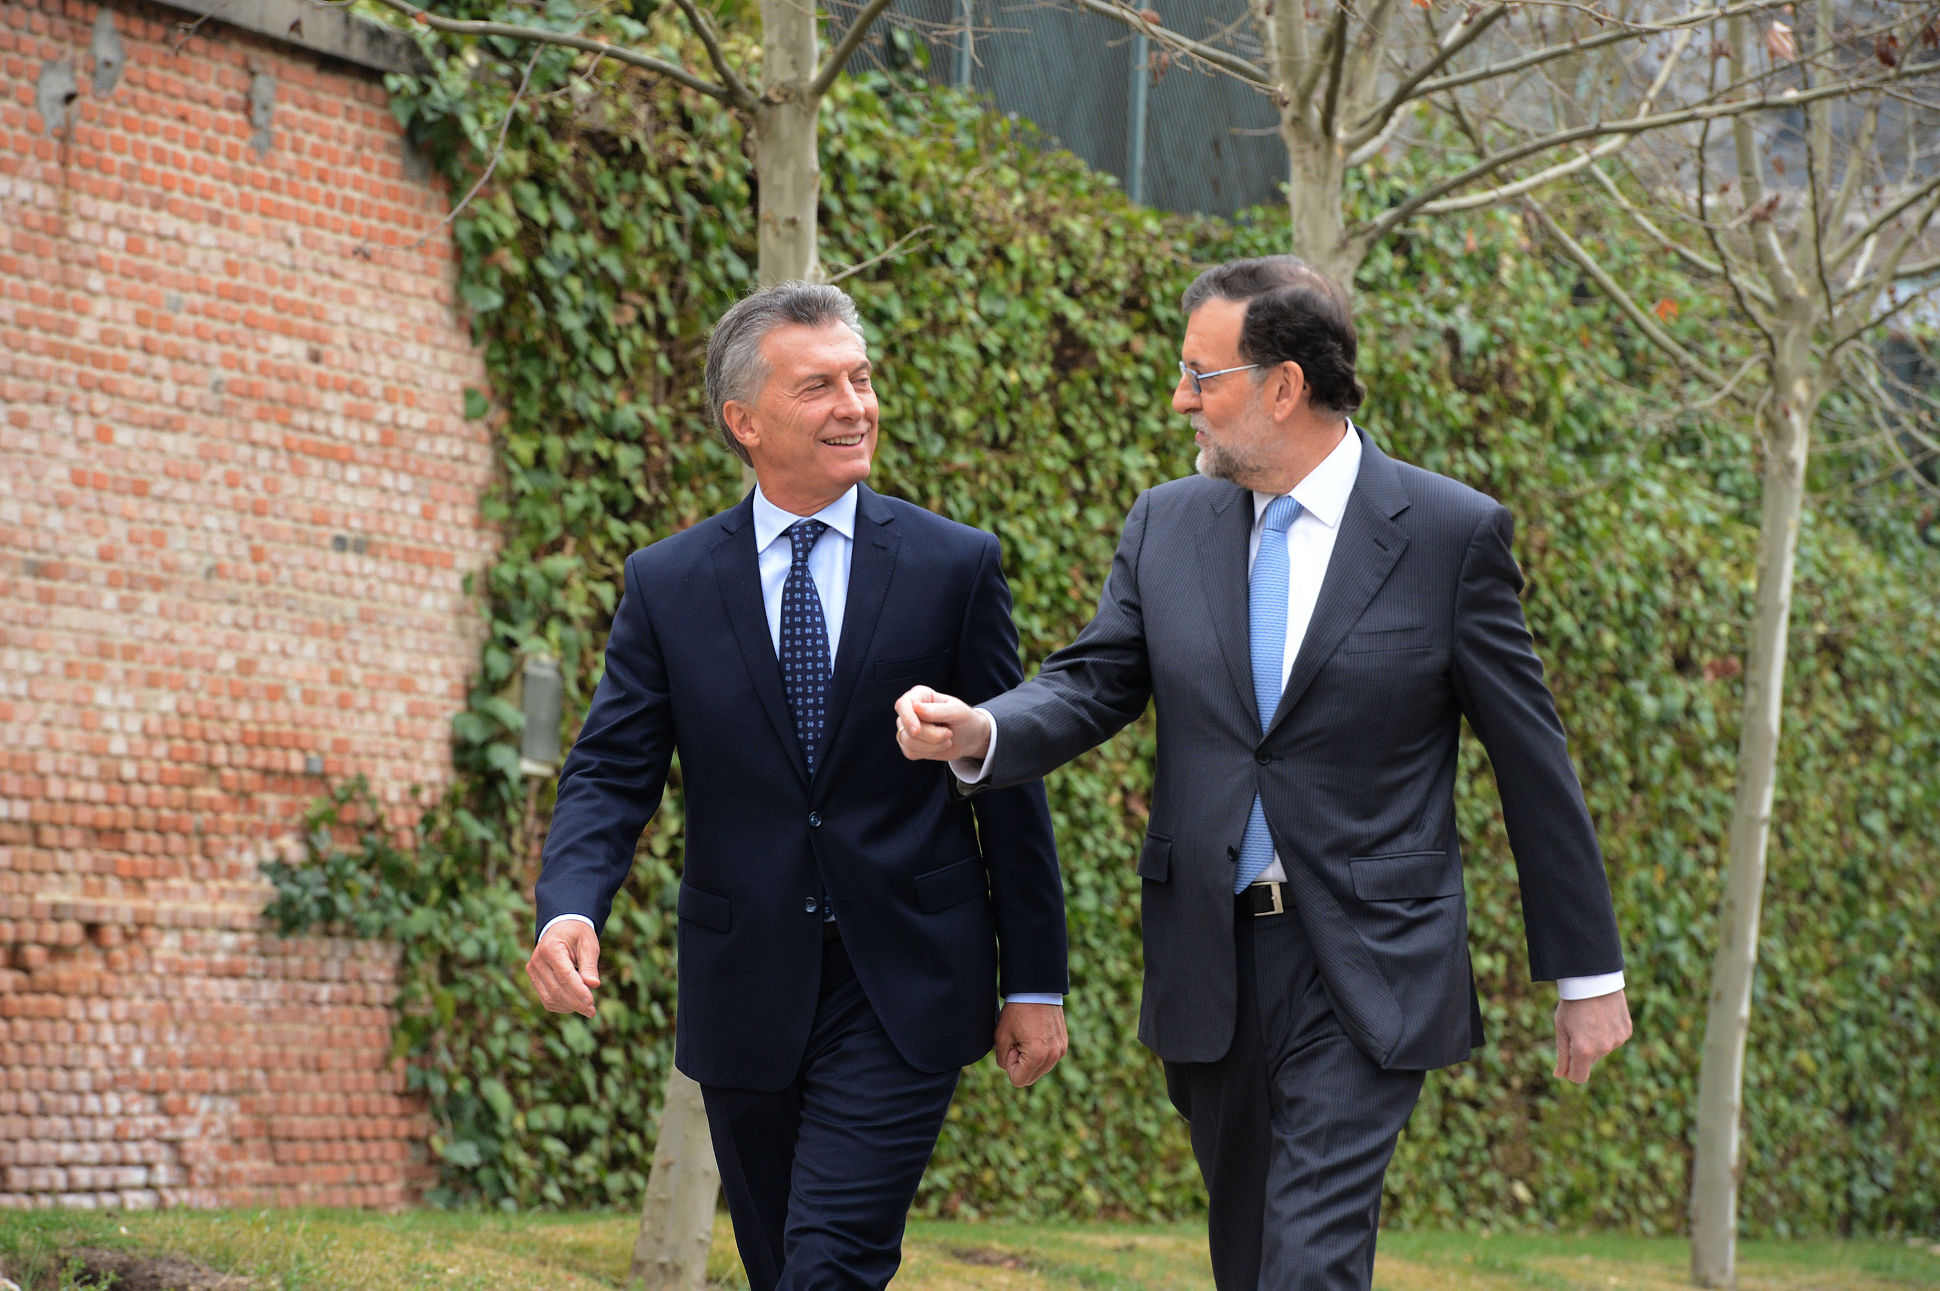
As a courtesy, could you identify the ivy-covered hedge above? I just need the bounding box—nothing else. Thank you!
[267,30,1940,1233]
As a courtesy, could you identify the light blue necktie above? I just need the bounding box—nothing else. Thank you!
[1234,495,1300,893]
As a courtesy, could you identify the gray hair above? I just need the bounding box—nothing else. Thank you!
[705,281,867,465]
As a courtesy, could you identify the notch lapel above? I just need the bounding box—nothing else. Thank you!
[710,498,810,788]
[817,486,899,765]
[1196,482,1259,720]
[1266,431,1411,737]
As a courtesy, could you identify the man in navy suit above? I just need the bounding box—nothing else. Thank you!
[525,282,1069,1291]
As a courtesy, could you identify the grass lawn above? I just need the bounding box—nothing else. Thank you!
[1,1208,1936,1290]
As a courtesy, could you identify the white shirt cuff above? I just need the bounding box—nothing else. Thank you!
[1004,993,1063,1006]
[1556,971,1625,1000]
[538,912,596,944]
[949,707,1000,785]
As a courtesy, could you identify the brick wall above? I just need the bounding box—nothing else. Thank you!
[1,0,498,1208]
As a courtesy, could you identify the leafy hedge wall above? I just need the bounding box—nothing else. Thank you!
[267,28,1940,1233]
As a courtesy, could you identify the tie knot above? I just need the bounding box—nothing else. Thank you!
[788,519,828,560]
[1261,495,1299,535]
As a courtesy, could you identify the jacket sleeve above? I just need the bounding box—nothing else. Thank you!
[955,532,1069,998]
[978,489,1158,789]
[1449,504,1624,982]
[532,551,676,940]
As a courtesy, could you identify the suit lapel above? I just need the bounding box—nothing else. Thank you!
[818,485,899,764]
[1267,430,1411,737]
[1196,481,1259,719]
[710,496,810,788]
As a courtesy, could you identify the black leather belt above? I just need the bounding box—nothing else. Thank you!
[823,919,841,941]
[1238,881,1286,917]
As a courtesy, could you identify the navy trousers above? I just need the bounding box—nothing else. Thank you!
[1164,898,1425,1291]
[701,933,959,1291]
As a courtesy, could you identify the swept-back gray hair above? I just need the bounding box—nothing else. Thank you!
[705,281,867,465]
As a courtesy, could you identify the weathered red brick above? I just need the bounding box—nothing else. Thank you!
[5,0,493,1211]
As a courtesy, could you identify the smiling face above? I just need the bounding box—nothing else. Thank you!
[725,321,880,516]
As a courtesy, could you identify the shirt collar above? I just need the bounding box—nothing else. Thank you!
[1252,423,1362,531]
[752,483,859,551]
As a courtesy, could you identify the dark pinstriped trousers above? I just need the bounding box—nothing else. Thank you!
[1163,900,1425,1291]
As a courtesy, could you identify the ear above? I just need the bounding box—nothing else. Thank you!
[723,400,760,455]
[1267,360,1307,424]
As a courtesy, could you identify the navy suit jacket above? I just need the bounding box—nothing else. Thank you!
[535,484,1068,1090]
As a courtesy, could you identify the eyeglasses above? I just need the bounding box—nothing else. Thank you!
[1177,361,1263,395]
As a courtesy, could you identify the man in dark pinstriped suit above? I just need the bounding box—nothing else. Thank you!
[895,257,1632,1291]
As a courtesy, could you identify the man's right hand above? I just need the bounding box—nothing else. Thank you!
[526,920,602,1018]
[894,686,992,763]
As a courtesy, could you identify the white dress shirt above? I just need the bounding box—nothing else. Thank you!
[958,429,1620,1001]
[546,485,1063,1005]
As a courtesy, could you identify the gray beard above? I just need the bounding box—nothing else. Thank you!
[1194,433,1256,486]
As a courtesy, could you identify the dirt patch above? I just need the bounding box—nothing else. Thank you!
[38,1248,253,1291]
[943,1245,1032,1271]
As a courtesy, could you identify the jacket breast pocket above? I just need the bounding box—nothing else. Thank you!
[1137,833,1171,883]
[875,649,954,685]
[678,882,732,932]
[1349,850,1461,902]
[1342,625,1430,654]
[914,856,987,912]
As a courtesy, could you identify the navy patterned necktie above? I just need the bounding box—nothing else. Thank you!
[780,519,834,776]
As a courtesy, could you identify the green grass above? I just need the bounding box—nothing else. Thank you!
[0,1208,1935,1290]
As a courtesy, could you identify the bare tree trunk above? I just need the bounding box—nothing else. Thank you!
[1284,129,1356,286]
[633,9,827,1285]
[754,0,821,284]
[1690,338,1819,1289]
[630,1068,723,1290]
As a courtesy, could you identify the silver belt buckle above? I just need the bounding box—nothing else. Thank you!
[1253,881,1284,916]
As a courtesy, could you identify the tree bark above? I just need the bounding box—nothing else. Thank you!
[754,0,821,285]
[632,6,827,1284]
[1283,127,1356,286]
[629,1067,722,1290]
[1690,334,1819,1289]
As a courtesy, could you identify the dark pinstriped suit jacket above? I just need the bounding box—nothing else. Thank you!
[976,427,1623,1070]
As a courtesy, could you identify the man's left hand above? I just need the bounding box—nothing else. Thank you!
[993,1002,1067,1087]
[1554,989,1632,1084]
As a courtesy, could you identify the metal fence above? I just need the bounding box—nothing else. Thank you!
[840,0,1290,218]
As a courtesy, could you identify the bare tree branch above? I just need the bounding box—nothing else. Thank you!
[825,223,936,283]
[1584,164,1784,304]
[365,0,736,101]
[1885,255,1940,281]
[1522,194,1733,387]
[813,0,901,95]
[1060,0,1273,86]
[672,0,758,108]
[1355,71,1914,250]
[1292,2,1345,111]
[1418,27,1690,216]
[1828,170,1940,269]
[1347,3,1509,148]
[1315,0,1352,144]
[366,43,541,260]
[1830,185,1940,348]
[1372,0,1790,129]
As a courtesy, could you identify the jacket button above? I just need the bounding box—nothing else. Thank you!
[808,812,822,828]
[804,897,819,914]
[1227,846,1238,861]
[1255,751,1273,765]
